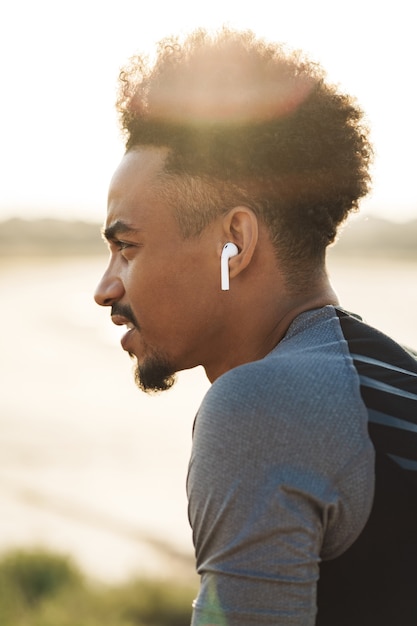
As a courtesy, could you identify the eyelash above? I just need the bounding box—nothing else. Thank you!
[112,240,133,251]
[117,241,132,250]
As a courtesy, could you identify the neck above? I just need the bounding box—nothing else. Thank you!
[204,271,338,383]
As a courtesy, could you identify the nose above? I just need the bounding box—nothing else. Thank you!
[94,266,125,307]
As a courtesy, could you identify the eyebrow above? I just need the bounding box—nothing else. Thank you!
[102,220,143,242]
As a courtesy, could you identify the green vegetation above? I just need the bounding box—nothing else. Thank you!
[0,548,196,626]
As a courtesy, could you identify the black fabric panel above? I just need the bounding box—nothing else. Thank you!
[316,309,417,625]
[317,453,417,625]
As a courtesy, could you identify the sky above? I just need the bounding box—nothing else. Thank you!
[1,0,416,224]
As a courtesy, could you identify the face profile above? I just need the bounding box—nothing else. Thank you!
[95,147,236,393]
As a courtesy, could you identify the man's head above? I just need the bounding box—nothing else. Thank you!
[95,28,372,393]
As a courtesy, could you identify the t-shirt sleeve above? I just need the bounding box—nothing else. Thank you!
[187,357,374,625]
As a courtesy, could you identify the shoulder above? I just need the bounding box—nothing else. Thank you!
[193,307,373,508]
[189,308,375,566]
[200,305,365,435]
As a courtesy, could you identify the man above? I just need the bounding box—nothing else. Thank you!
[94,28,417,625]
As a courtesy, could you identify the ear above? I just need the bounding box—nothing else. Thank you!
[220,207,259,280]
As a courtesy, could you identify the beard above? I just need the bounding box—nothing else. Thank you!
[111,303,176,393]
[131,352,177,394]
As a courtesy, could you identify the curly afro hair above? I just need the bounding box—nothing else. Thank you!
[116,28,373,278]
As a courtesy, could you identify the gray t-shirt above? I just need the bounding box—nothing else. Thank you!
[187,306,374,625]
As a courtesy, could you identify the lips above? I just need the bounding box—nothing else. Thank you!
[120,327,136,351]
[111,314,138,351]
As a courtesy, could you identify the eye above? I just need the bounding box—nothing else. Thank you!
[106,236,141,257]
[116,240,133,250]
[113,239,141,260]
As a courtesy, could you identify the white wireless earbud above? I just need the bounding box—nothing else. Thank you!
[221,242,239,291]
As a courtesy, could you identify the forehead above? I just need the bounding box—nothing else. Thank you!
[106,146,172,228]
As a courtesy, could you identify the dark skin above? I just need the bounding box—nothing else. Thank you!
[94,146,339,389]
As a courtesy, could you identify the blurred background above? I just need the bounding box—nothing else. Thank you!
[1,0,416,595]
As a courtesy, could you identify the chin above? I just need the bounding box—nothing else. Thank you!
[133,354,177,394]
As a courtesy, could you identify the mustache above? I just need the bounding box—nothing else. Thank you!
[111,303,140,329]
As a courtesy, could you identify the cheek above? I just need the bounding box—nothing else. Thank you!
[124,263,184,320]
[125,251,217,324]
